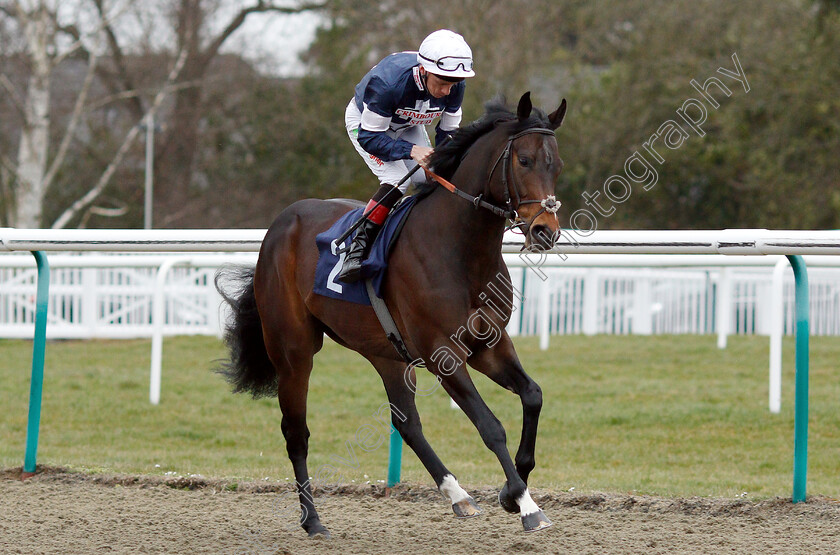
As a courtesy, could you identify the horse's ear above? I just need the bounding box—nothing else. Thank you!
[516,92,532,120]
[548,99,567,130]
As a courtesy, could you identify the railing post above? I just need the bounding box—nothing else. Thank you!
[716,268,732,349]
[769,259,786,413]
[633,271,653,335]
[538,276,551,350]
[386,424,403,487]
[582,270,598,335]
[81,267,98,336]
[23,251,50,477]
[787,255,809,503]
[150,257,188,405]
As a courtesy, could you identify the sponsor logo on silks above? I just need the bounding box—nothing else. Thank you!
[395,108,442,125]
[369,153,384,167]
[350,128,359,137]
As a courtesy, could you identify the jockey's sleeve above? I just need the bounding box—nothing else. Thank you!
[357,76,415,162]
[357,115,415,162]
[436,107,462,145]
[438,107,462,133]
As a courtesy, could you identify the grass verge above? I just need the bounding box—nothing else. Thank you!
[1,334,838,499]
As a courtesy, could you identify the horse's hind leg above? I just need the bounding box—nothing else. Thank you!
[261,304,328,537]
[370,356,481,518]
[276,358,327,538]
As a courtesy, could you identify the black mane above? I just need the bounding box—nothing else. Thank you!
[411,96,551,198]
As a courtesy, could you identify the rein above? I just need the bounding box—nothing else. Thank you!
[426,127,561,232]
[424,168,514,219]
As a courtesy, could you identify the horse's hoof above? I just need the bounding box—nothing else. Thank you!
[452,496,481,518]
[498,484,519,514]
[307,528,330,539]
[306,524,331,539]
[521,510,552,533]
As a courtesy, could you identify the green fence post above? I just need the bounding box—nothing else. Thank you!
[387,424,403,487]
[23,251,50,478]
[786,255,809,503]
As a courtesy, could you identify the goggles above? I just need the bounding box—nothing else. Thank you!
[419,53,474,73]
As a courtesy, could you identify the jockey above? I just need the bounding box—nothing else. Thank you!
[338,29,475,283]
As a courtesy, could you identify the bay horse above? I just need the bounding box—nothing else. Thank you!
[217,92,566,536]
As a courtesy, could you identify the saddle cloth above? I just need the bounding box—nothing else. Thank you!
[313,196,418,305]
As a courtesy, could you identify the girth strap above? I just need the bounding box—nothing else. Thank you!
[364,279,415,364]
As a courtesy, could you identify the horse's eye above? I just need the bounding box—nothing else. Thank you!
[518,156,531,167]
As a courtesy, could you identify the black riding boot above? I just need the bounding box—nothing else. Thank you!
[337,183,402,284]
[337,218,382,283]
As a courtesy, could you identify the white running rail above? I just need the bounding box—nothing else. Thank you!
[3,227,840,411]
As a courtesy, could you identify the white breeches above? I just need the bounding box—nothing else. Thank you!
[345,99,431,193]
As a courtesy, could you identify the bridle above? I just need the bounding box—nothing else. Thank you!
[487,127,561,235]
[427,126,561,237]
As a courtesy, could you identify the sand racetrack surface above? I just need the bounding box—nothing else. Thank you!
[2,467,839,554]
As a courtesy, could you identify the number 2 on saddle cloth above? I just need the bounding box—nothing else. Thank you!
[313,196,418,305]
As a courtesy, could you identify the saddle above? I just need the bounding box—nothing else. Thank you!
[313,195,418,306]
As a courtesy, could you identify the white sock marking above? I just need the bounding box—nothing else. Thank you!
[439,474,470,504]
[517,488,540,517]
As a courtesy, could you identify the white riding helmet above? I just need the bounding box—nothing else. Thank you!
[417,29,475,79]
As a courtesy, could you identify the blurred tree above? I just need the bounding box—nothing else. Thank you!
[0,0,323,228]
[2,0,838,230]
[0,0,83,227]
[558,0,840,229]
[214,0,839,229]
[149,0,324,227]
[0,0,188,228]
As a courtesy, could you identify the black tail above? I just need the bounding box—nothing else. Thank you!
[215,265,278,398]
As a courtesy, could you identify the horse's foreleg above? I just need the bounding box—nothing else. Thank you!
[372,357,481,518]
[470,337,543,485]
[441,368,551,532]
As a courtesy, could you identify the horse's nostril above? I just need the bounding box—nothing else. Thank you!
[530,225,555,247]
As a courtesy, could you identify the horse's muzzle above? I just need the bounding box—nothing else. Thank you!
[528,224,556,251]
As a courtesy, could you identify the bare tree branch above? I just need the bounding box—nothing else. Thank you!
[84,79,202,112]
[41,48,99,190]
[78,203,128,228]
[0,152,18,175]
[51,46,190,229]
[0,73,27,120]
[84,88,144,111]
[91,0,145,118]
[52,0,132,66]
[202,1,325,65]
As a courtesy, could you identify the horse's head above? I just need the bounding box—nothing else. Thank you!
[426,93,567,251]
[492,92,566,251]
